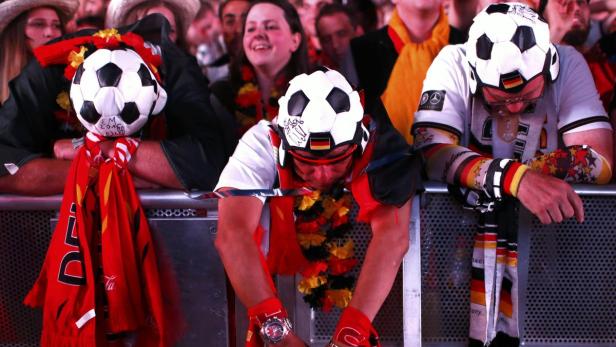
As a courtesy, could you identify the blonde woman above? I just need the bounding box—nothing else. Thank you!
[0,0,78,103]
[106,0,199,51]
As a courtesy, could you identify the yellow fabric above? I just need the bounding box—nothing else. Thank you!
[381,8,450,144]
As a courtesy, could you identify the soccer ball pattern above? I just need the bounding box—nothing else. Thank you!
[465,2,559,93]
[70,48,167,137]
[276,68,368,155]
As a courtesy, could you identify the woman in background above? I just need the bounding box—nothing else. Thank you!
[0,0,78,103]
[211,0,309,135]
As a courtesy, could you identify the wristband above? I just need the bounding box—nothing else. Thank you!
[332,306,380,347]
[483,159,529,199]
[246,297,289,346]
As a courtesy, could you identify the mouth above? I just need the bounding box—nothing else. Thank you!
[251,42,272,52]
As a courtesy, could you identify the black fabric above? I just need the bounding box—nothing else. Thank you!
[0,14,238,190]
[367,99,424,207]
[350,24,467,123]
[469,332,520,347]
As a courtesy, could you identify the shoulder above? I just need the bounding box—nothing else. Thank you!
[215,120,277,192]
[448,25,468,44]
[423,44,469,91]
[351,26,391,51]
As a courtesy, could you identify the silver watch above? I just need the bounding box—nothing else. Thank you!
[260,316,292,344]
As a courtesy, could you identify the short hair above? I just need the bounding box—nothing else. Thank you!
[345,0,377,33]
[196,1,216,21]
[315,3,356,36]
[218,0,250,20]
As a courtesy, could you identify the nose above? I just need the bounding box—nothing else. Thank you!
[44,26,54,37]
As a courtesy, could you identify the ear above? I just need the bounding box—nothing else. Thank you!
[290,32,301,52]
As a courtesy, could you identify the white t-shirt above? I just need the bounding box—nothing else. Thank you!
[413,44,611,162]
[215,120,277,202]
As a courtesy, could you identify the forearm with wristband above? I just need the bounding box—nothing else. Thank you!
[329,306,380,347]
[421,143,611,201]
[246,297,293,346]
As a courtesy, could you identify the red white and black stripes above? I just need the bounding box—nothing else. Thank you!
[83,131,140,169]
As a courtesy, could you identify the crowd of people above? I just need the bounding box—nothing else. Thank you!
[0,0,615,346]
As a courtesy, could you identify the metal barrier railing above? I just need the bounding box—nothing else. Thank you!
[1,184,615,347]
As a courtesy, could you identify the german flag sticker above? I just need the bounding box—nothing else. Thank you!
[309,138,331,151]
[502,75,524,90]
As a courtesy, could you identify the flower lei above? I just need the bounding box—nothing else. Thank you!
[233,65,286,135]
[294,185,358,311]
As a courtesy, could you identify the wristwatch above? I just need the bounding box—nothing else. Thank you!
[259,316,292,344]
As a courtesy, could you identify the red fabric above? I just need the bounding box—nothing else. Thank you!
[333,306,380,347]
[585,47,616,111]
[387,26,404,54]
[245,297,287,347]
[24,133,182,347]
[350,138,380,223]
[34,32,163,82]
[265,130,310,275]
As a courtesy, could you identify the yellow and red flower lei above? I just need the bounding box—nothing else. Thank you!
[294,185,357,311]
[233,66,286,135]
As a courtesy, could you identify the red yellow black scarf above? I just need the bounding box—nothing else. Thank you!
[24,133,182,346]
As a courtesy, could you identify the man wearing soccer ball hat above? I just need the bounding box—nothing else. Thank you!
[412,2,612,346]
[0,14,236,195]
[214,68,423,347]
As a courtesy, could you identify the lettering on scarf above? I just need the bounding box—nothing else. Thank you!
[418,90,446,111]
[58,203,86,286]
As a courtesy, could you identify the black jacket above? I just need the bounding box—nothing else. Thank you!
[0,14,237,190]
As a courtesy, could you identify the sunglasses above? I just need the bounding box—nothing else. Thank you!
[482,75,545,116]
[288,145,357,165]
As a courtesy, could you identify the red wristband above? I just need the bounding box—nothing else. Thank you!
[246,297,287,346]
[333,306,380,347]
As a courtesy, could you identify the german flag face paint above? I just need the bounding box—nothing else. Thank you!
[309,137,332,151]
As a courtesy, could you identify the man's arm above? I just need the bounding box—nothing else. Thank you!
[0,158,71,195]
[214,192,307,346]
[415,128,611,224]
[214,193,273,306]
[346,199,411,320]
[54,138,183,189]
[125,141,182,189]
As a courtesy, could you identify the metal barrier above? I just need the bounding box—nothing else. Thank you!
[1,185,615,347]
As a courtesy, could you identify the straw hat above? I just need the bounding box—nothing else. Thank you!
[0,0,78,34]
[106,0,200,38]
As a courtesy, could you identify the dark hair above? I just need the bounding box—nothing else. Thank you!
[345,0,377,33]
[218,0,251,20]
[232,0,308,84]
[315,3,357,36]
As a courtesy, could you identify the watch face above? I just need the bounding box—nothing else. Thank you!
[263,320,285,343]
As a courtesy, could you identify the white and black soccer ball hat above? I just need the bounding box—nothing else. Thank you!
[465,2,560,94]
[275,68,369,166]
[70,48,167,137]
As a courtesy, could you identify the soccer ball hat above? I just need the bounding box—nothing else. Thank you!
[465,2,560,94]
[275,68,369,166]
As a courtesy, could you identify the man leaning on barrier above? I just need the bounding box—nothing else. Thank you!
[214,68,422,347]
[412,2,612,347]
[0,14,236,195]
